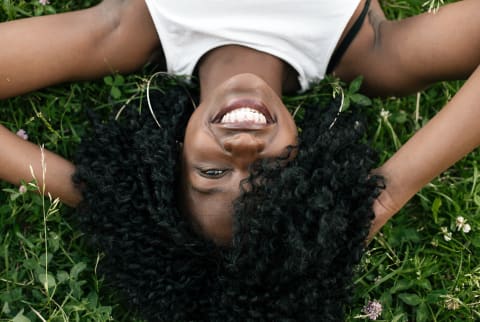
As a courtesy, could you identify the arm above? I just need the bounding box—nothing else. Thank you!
[369,64,480,238]
[336,0,480,96]
[0,0,160,99]
[0,125,81,207]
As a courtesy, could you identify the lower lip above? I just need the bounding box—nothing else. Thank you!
[215,99,274,124]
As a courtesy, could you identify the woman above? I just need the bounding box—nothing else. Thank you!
[0,0,479,320]
[67,79,381,320]
[1,0,479,239]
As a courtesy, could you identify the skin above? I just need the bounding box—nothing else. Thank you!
[0,126,80,207]
[182,70,298,243]
[369,64,480,240]
[0,0,159,99]
[1,0,480,243]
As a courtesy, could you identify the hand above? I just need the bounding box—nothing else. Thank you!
[367,180,402,242]
[0,125,80,207]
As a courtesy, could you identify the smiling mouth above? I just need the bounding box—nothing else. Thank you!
[212,99,275,125]
[220,107,267,124]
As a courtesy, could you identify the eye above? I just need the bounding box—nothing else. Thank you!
[199,168,228,179]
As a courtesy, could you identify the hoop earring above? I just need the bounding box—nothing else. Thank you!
[146,72,198,129]
[328,87,344,130]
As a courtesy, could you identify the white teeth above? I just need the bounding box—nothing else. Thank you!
[220,107,267,124]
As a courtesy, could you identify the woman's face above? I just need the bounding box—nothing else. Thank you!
[181,73,298,244]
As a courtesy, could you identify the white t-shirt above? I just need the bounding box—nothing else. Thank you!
[145,0,360,91]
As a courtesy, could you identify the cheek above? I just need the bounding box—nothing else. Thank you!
[287,114,299,138]
[278,106,298,143]
[278,119,298,147]
[183,103,210,149]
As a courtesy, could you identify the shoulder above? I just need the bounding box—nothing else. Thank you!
[331,0,390,93]
[332,0,426,96]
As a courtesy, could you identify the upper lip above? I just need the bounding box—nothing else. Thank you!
[212,99,275,124]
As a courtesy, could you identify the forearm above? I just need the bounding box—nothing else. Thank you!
[0,0,159,99]
[0,125,81,207]
[371,65,480,235]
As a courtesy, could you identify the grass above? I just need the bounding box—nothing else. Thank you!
[1,0,479,321]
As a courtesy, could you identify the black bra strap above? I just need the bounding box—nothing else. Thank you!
[326,0,371,74]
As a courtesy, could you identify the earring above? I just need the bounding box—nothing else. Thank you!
[328,87,345,130]
[146,71,168,129]
[146,72,197,128]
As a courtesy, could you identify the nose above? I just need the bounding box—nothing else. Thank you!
[223,133,265,165]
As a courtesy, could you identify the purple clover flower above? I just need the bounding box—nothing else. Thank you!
[362,300,382,320]
[16,129,28,140]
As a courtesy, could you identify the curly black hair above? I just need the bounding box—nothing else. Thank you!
[73,78,381,321]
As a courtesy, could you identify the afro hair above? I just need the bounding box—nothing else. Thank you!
[73,78,381,321]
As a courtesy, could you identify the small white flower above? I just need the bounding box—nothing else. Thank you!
[39,0,50,5]
[19,185,27,194]
[441,227,452,242]
[456,216,465,230]
[444,232,452,241]
[462,223,472,234]
[455,216,471,233]
[380,108,391,120]
[445,296,460,310]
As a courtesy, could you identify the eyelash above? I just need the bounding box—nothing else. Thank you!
[199,168,228,178]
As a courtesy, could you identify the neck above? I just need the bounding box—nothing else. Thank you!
[197,45,286,102]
